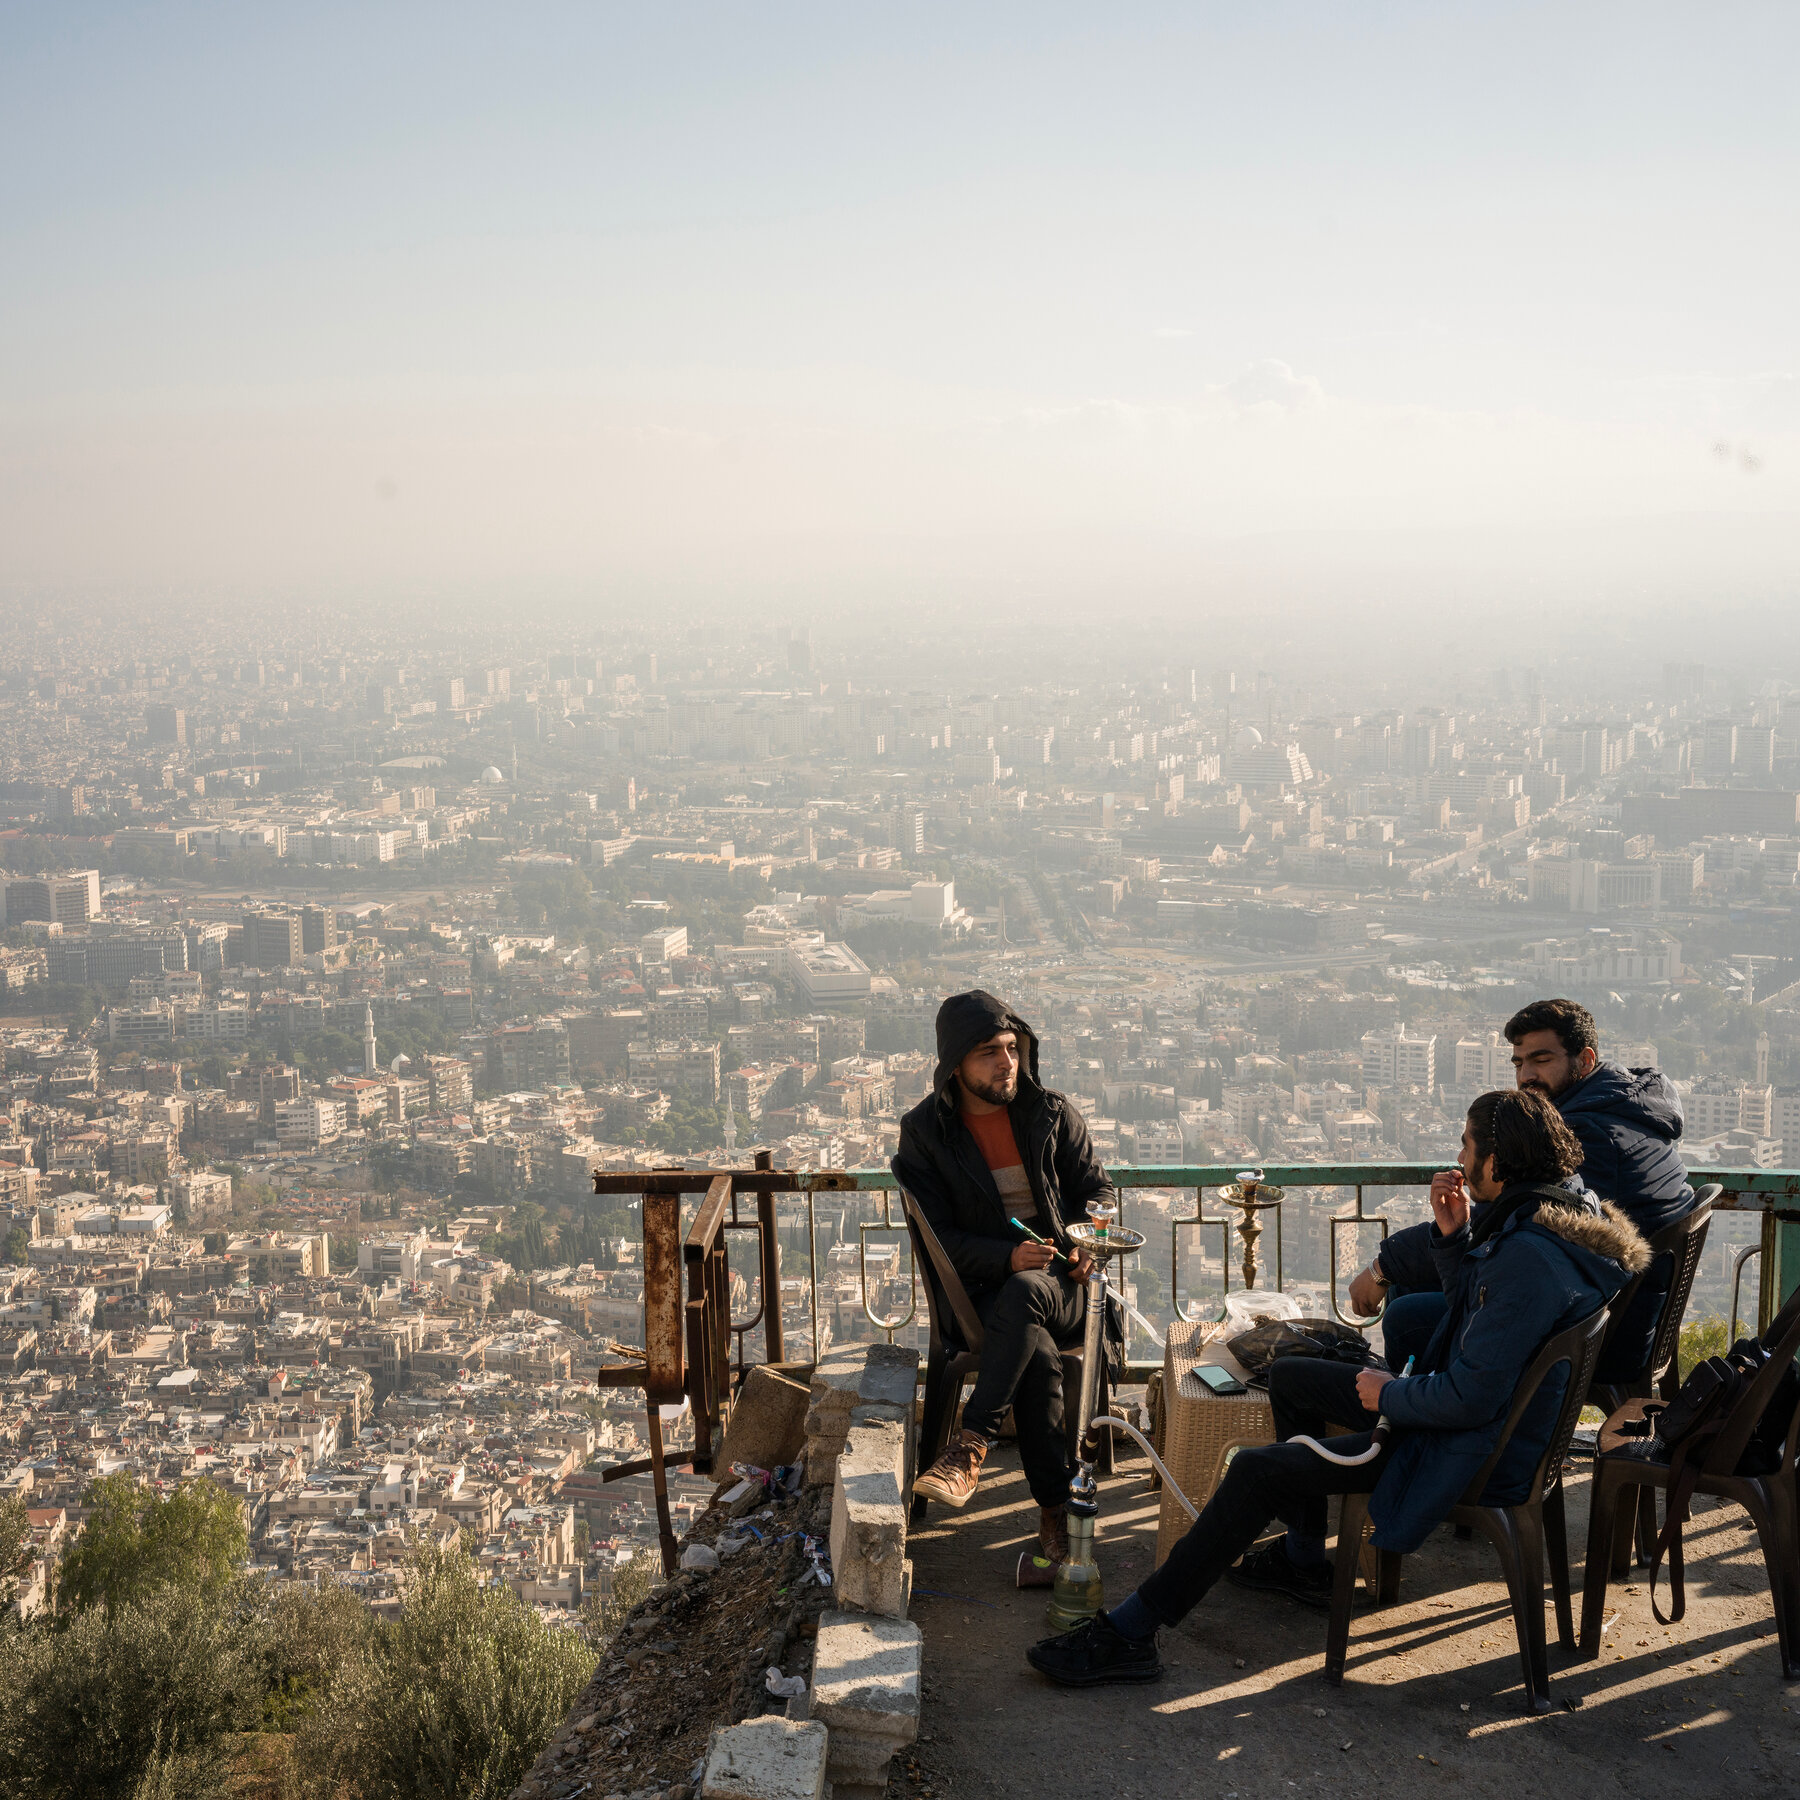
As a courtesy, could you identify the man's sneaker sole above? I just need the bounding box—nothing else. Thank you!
[1024,1646,1164,1687]
[912,1474,977,1508]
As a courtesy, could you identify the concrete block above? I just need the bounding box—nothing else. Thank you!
[850,1399,913,1494]
[701,1717,830,1800]
[719,1365,811,1474]
[856,1342,919,1411]
[811,1611,922,1751]
[822,1733,899,1781]
[828,1420,909,1618]
[808,1345,867,1412]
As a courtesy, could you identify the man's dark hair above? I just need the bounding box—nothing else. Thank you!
[1503,997,1599,1059]
[1467,1089,1585,1185]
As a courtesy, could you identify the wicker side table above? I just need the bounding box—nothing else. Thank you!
[1154,1318,1277,1564]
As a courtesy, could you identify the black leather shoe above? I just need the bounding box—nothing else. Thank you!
[1226,1539,1334,1609]
[1026,1611,1164,1688]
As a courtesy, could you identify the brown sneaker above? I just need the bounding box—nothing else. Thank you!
[1038,1505,1070,1566]
[914,1428,988,1508]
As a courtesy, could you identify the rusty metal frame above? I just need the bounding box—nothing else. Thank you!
[857,1186,918,1341]
[1328,1184,1391,1328]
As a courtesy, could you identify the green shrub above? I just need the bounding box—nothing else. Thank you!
[0,1583,259,1800]
[294,1543,592,1800]
[1677,1315,1729,1380]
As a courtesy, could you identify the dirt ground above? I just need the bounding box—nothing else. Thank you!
[889,1436,1799,1800]
[511,1482,837,1800]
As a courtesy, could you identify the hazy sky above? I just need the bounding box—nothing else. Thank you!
[3,4,1796,618]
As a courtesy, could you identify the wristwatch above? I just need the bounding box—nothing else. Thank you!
[1367,1262,1390,1290]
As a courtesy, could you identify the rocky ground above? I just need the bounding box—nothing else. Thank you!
[510,1481,839,1800]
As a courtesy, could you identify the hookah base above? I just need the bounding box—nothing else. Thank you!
[1044,1515,1104,1628]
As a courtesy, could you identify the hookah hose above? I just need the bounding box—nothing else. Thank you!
[1286,1356,1412,1466]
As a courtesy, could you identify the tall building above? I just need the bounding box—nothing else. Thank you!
[145,705,187,746]
[1702,719,1739,777]
[440,676,466,711]
[3,871,102,928]
[1452,1031,1512,1089]
[300,904,338,955]
[243,909,302,969]
[1360,1026,1437,1090]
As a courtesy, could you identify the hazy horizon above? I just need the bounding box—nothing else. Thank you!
[3,4,1796,633]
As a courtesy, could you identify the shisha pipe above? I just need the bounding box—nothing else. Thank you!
[1041,1194,1146,1628]
[1286,1358,1413,1463]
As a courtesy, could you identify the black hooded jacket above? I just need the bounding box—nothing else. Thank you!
[890,990,1113,1299]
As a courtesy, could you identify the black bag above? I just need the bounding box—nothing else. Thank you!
[1614,1335,1800,1624]
[1226,1318,1382,1390]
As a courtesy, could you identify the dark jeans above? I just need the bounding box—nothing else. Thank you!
[963,1267,1088,1507]
[1382,1291,1447,1376]
[1137,1358,1385,1628]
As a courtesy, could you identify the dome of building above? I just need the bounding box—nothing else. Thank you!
[478,765,506,784]
[1236,724,1265,750]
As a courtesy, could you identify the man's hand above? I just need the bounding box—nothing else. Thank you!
[1429,1167,1470,1237]
[1010,1240,1057,1274]
[1355,1367,1395,1413]
[1067,1247,1095,1284]
[1348,1263,1386,1317]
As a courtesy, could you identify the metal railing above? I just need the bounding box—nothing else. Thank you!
[599,1160,1800,1384]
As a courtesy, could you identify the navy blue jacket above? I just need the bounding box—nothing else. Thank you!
[1367,1185,1648,1553]
[1555,1061,1691,1236]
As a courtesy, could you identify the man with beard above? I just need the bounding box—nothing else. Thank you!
[1351,997,1693,1383]
[892,991,1113,1578]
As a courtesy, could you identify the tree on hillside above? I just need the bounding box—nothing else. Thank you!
[57,1475,247,1617]
[0,1493,28,1614]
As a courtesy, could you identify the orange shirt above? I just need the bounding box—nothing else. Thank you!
[962,1104,1037,1224]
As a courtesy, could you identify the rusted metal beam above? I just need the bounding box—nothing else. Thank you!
[644,1404,680,1577]
[641,1190,685,1404]
[755,1149,784,1366]
[601,1451,696,1483]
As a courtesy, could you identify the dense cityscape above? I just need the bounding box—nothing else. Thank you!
[3,610,1796,1645]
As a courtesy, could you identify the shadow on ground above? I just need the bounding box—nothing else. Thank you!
[889,1437,1797,1800]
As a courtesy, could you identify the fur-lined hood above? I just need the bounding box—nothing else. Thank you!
[1534,1199,1651,1276]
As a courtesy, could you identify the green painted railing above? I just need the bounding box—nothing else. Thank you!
[775,1162,1800,1357]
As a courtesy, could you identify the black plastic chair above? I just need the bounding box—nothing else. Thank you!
[1588,1188,1716,1412]
[897,1185,1098,1524]
[1327,1306,1608,1713]
[1579,1284,1800,1678]
[1584,1189,1715,1564]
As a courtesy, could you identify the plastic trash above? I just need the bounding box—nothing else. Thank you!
[765,1668,807,1700]
[679,1542,720,1571]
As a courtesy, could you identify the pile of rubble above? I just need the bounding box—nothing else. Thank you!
[510,1341,929,1800]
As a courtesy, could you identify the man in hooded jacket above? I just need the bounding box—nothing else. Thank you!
[1024,1087,1649,1687]
[892,990,1114,1570]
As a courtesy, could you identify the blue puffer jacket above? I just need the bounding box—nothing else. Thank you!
[1367,1184,1648,1553]
[1555,1061,1691,1236]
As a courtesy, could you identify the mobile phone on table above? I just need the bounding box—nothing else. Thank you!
[1194,1364,1247,1396]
